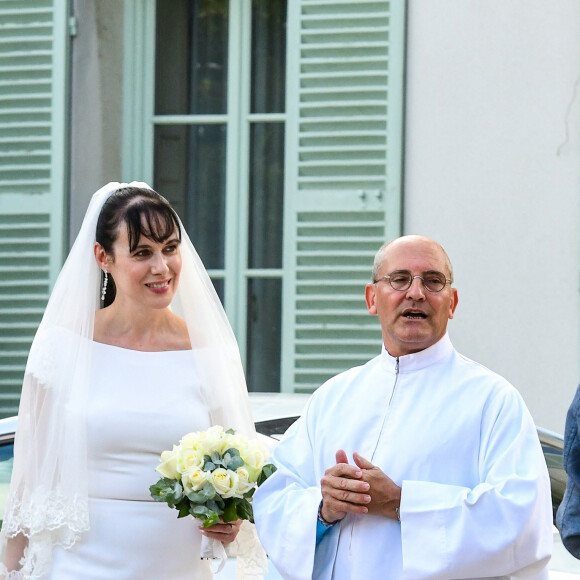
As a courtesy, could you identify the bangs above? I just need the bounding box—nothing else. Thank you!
[124,199,181,252]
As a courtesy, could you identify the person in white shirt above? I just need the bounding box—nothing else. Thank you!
[253,234,553,580]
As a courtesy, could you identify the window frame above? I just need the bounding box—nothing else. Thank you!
[122,0,406,393]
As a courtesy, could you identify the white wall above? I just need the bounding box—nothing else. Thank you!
[69,0,124,241]
[404,0,580,433]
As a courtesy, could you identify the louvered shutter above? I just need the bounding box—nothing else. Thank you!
[0,1,69,417]
[281,0,405,394]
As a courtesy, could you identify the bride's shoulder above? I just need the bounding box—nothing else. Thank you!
[167,312,191,350]
[26,325,86,385]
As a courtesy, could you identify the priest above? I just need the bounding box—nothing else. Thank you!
[253,235,553,580]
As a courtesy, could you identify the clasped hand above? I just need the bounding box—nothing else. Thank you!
[320,450,401,523]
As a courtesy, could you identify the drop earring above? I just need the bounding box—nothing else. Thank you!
[101,269,108,302]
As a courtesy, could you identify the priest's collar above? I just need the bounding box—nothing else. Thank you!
[380,333,454,373]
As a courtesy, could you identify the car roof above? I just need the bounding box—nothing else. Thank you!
[248,392,311,422]
[0,417,17,437]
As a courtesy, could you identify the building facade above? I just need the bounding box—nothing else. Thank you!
[1,0,579,434]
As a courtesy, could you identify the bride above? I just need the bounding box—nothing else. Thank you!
[0,183,265,579]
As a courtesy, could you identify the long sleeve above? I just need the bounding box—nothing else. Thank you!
[400,387,553,579]
[556,383,580,558]
[253,403,327,580]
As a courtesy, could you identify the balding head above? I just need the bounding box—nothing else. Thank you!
[372,235,453,283]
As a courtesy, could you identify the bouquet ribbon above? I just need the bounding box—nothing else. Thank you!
[201,536,228,573]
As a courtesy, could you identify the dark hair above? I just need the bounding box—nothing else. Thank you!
[96,186,181,307]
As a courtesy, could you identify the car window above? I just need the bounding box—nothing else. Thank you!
[254,417,299,440]
[0,439,14,528]
[537,428,567,524]
[542,443,566,522]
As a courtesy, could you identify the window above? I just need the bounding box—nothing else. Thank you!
[153,0,286,392]
[124,0,405,394]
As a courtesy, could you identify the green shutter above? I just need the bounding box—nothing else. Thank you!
[0,0,69,417]
[281,0,405,393]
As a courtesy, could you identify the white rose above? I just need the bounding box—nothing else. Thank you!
[180,431,208,457]
[241,441,269,481]
[182,466,209,494]
[180,431,201,449]
[210,468,240,499]
[156,445,180,479]
[235,466,257,496]
[228,433,251,456]
[176,445,205,474]
[188,426,224,456]
[216,432,239,455]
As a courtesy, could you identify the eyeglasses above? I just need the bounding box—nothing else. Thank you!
[373,270,452,293]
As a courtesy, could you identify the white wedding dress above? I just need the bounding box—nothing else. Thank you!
[46,342,213,579]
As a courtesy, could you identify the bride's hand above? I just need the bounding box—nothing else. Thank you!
[199,519,242,546]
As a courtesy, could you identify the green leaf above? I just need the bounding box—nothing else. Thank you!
[222,499,239,522]
[236,499,254,523]
[177,499,191,518]
[257,463,277,486]
[186,482,218,503]
[206,499,223,514]
[225,428,236,435]
[223,453,244,471]
[191,504,213,518]
[149,478,184,508]
[204,455,222,471]
[203,513,221,528]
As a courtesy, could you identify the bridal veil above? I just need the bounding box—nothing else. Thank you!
[0,182,264,579]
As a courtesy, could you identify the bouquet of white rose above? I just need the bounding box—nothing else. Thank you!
[149,425,276,527]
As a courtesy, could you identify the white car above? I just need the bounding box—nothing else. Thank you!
[0,396,578,578]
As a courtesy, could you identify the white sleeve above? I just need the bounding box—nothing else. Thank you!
[253,403,335,580]
[400,390,553,579]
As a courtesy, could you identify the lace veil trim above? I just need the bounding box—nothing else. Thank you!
[0,488,89,579]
